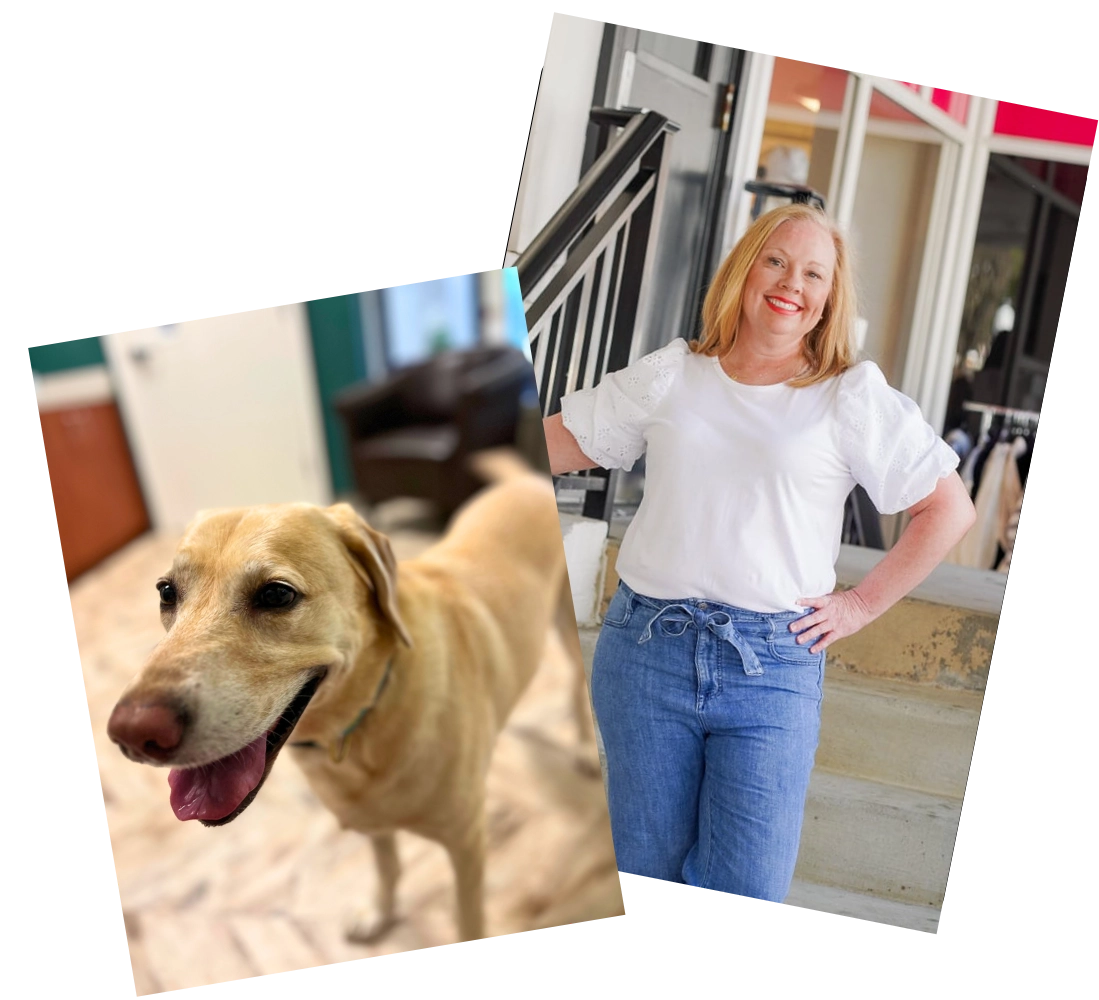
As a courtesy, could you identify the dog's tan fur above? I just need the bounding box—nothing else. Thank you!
[110,452,589,942]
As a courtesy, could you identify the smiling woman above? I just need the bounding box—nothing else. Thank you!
[542,202,977,903]
[691,203,858,387]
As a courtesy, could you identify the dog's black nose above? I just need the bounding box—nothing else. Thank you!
[107,699,186,762]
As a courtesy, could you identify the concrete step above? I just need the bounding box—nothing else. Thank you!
[794,770,960,908]
[785,879,940,933]
[817,671,982,799]
[835,542,1004,617]
[594,539,1001,691]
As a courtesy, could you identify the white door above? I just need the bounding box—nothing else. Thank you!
[103,303,332,534]
[611,31,742,352]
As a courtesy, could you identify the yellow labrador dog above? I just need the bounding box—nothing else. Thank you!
[107,452,589,942]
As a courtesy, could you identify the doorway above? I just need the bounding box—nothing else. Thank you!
[586,24,746,354]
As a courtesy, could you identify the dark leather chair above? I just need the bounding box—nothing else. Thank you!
[334,346,536,518]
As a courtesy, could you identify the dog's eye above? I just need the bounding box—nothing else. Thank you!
[156,580,178,607]
[254,582,298,610]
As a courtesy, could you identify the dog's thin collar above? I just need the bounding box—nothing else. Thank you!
[290,656,393,764]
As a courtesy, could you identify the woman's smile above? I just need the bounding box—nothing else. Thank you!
[764,295,802,314]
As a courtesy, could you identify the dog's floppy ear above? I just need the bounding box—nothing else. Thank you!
[326,503,412,647]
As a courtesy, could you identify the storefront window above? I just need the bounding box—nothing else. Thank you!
[1050,161,1088,203]
[890,82,970,125]
[950,164,1036,423]
[948,153,1086,434]
[756,58,849,212]
[1015,157,1048,180]
[1016,202,1075,410]
[868,88,924,124]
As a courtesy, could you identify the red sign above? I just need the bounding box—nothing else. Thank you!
[994,102,1096,147]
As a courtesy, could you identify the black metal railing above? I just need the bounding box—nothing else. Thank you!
[516,107,678,523]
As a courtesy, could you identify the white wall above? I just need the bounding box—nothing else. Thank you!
[505,14,605,263]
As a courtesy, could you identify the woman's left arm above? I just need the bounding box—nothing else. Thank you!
[791,471,977,653]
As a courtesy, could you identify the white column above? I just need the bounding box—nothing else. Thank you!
[826,73,857,213]
[917,96,997,429]
[831,76,872,228]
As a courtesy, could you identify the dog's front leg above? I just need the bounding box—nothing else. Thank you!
[445,819,486,942]
[345,832,401,943]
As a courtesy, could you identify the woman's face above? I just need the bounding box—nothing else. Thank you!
[739,219,836,347]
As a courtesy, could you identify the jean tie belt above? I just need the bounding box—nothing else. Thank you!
[637,603,764,676]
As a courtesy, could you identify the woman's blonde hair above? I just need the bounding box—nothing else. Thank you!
[690,203,858,386]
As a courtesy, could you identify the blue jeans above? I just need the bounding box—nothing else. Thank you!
[591,581,825,902]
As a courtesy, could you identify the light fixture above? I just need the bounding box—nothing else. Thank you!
[797,96,821,114]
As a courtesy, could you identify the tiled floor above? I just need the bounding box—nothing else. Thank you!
[72,510,623,995]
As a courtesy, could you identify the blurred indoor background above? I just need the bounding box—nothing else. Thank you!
[32,267,541,580]
[32,267,621,994]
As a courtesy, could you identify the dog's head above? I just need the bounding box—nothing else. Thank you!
[107,502,411,826]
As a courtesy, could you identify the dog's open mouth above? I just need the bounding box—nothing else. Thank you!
[167,672,325,826]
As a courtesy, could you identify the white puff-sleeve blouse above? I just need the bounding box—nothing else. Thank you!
[560,339,959,612]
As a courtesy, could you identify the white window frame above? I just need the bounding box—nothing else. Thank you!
[925,108,1091,428]
[818,74,970,419]
[715,60,1093,431]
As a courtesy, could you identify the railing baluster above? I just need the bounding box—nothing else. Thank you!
[577,250,605,392]
[566,273,595,398]
[531,317,548,387]
[548,282,584,416]
[593,226,626,390]
[539,308,562,414]
[516,109,677,525]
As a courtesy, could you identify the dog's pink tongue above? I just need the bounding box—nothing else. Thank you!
[168,733,267,821]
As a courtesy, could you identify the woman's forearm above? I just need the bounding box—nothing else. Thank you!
[850,472,977,620]
[543,413,600,476]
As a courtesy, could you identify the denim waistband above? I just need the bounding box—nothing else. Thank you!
[619,582,810,677]
[618,581,806,624]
